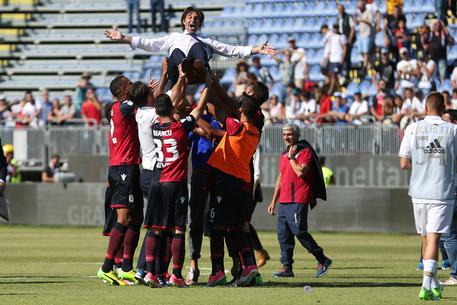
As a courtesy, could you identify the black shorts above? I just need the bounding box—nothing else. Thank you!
[102,184,117,236]
[208,169,251,229]
[108,165,143,209]
[144,181,188,231]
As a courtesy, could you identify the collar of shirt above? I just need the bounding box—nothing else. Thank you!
[424,115,445,124]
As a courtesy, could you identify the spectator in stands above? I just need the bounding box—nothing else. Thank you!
[249,56,273,86]
[396,47,418,93]
[417,51,437,95]
[75,72,94,114]
[81,88,102,126]
[323,24,346,95]
[273,50,294,88]
[296,91,317,125]
[393,19,411,54]
[391,94,405,125]
[288,37,309,90]
[451,65,457,88]
[0,95,15,128]
[37,88,52,126]
[234,61,249,97]
[443,90,453,109]
[355,0,374,73]
[345,91,370,125]
[337,4,356,77]
[401,87,425,124]
[366,0,382,32]
[316,86,332,124]
[374,48,396,90]
[435,0,446,22]
[126,0,141,33]
[150,0,166,33]
[42,154,61,183]
[58,95,76,125]
[370,79,388,122]
[261,100,272,126]
[269,95,285,124]
[47,98,61,125]
[286,88,303,125]
[451,89,457,109]
[16,91,39,128]
[427,19,455,83]
[317,92,349,124]
[381,94,395,125]
[417,24,431,54]
[384,5,407,59]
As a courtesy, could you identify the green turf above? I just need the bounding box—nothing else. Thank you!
[0,225,456,305]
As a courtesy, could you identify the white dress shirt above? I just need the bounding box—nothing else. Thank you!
[135,107,159,171]
[130,31,252,58]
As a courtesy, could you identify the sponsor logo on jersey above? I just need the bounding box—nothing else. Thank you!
[121,174,127,181]
[424,138,445,154]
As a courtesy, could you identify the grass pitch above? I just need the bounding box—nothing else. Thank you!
[0,225,456,305]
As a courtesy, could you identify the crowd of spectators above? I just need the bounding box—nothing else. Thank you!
[0,73,104,128]
[225,0,457,129]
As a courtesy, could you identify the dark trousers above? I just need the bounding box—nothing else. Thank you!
[188,170,210,260]
[150,0,165,32]
[277,203,326,268]
[136,169,153,270]
[126,0,141,33]
[167,43,209,87]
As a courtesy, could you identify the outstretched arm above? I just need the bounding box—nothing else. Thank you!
[171,63,187,107]
[104,25,169,52]
[189,87,209,122]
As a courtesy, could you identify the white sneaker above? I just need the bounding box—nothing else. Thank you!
[441,276,457,286]
[185,267,200,285]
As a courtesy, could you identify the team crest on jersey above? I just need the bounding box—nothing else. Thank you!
[129,195,134,203]
[216,196,223,203]
[121,174,127,181]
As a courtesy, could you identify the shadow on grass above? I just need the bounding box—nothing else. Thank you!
[260,281,419,288]
[0,281,68,285]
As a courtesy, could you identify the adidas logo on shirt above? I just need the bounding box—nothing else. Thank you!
[423,138,445,154]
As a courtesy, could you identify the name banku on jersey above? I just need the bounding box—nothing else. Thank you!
[108,101,141,166]
[152,116,195,182]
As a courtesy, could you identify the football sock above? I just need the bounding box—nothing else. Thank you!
[114,245,123,269]
[163,232,173,273]
[102,222,127,273]
[145,230,158,275]
[244,232,258,266]
[122,225,140,272]
[155,232,165,276]
[171,233,185,278]
[423,259,437,290]
[210,229,225,274]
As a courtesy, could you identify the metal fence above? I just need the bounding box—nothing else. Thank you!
[0,125,403,164]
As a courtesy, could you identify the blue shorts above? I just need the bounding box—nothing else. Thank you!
[327,62,341,74]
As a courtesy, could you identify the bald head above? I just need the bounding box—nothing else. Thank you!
[425,92,445,116]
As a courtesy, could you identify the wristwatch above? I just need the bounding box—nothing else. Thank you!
[288,155,295,160]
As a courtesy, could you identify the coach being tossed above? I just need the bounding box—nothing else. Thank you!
[268,123,332,278]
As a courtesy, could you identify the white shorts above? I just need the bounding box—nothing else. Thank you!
[413,203,454,236]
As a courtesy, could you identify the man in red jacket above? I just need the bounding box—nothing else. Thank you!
[268,123,332,278]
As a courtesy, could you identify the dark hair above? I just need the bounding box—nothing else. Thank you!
[51,154,60,160]
[236,61,249,74]
[319,156,326,165]
[250,81,269,106]
[444,109,457,122]
[426,91,445,114]
[129,81,149,108]
[240,96,258,122]
[109,75,127,99]
[155,93,173,116]
[181,7,205,30]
